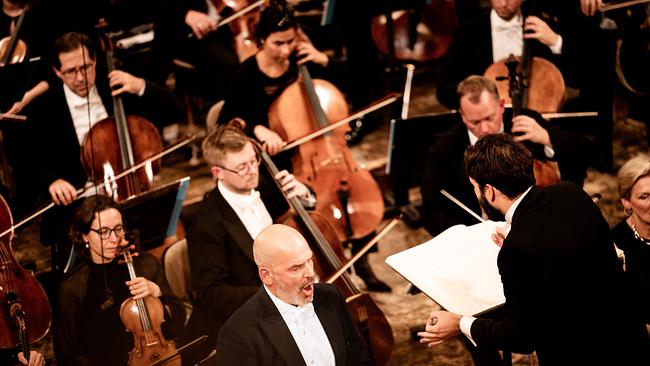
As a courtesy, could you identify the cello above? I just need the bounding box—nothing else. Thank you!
[268,54,385,242]
[0,194,51,362]
[0,2,29,67]
[81,22,163,202]
[118,246,181,366]
[249,131,394,365]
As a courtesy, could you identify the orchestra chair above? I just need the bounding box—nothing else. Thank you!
[162,238,194,325]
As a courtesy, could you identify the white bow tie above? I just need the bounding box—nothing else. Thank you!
[285,302,316,323]
[495,21,521,32]
[233,189,261,210]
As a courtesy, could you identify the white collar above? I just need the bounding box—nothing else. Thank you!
[217,180,260,209]
[264,285,315,317]
[63,83,101,109]
[466,123,505,146]
[490,9,523,30]
[505,186,533,224]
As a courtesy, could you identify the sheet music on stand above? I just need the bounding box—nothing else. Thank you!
[386,221,506,316]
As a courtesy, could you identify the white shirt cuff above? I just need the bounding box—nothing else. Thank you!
[460,315,478,346]
[549,35,563,54]
[137,82,146,97]
[300,192,317,208]
[544,145,555,158]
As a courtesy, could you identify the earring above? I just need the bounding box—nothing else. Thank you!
[85,242,89,249]
[624,207,633,216]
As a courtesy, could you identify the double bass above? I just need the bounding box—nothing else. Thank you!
[268,56,385,242]
[0,194,51,362]
[251,134,394,365]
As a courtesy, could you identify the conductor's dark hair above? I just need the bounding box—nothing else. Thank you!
[464,134,535,199]
[254,2,297,45]
[52,32,96,70]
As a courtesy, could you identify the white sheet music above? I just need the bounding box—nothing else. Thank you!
[386,221,506,316]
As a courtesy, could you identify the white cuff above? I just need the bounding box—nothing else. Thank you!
[460,315,478,346]
[549,35,563,54]
[544,145,555,158]
[137,82,146,97]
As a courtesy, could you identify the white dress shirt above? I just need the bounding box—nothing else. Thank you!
[264,286,335,366]
[459,185,533,345]
[64,84,108,145]
[218,180,273,239]
[490,9,562,63]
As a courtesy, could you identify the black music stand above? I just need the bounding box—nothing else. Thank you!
[386,111,459,224]
[120,176,190,251]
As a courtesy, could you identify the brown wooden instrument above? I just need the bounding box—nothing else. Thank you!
[0,194,51,359]
[268,61,385,242]
[0,3,29,67]
[253,136,394,365]
[371,0,457,62]
[118,248,181,366]
[211,0,267,61]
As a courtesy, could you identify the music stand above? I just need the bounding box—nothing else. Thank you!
[120,176,190,251]
[386,111,459,220]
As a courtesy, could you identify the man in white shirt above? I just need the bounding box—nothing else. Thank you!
[183,123,315,365]
[217,224,371,366]
[437,0,564,109]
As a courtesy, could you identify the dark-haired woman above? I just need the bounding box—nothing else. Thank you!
[53,195,184,366]
[217,2,329,156]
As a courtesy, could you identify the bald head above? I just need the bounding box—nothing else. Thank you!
[254,224,316,305]
[254,224,309,269]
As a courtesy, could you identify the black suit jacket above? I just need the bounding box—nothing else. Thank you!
[470,183,650,365]
[216,283,371,366]
[437,13,561,109]
[184,166,289,361]
[420,111,589,236]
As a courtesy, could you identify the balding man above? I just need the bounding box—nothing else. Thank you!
[216,224,371,366]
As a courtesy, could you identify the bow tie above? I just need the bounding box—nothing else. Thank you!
[284,302,316,322]
[233,189,261,210]
[495,21,521,32]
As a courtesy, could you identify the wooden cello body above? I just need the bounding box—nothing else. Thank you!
[0,195,51,358]
[255,140,394,365]
[268,64,384,241]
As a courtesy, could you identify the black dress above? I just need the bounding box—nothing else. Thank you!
[53,252,185,366]
[612,220,650,324]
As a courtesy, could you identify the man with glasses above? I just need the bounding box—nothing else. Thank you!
[20,31,184,273]
[182,123,315,365]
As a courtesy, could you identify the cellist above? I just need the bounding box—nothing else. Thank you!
[182,123,315,365]
[53,194,184,366]
[218,2,390,292]
[20,31,184,272]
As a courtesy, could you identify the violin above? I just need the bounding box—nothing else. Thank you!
[249,132,394,365]
[118,247,181,366]
[371,0,457,62]
[0,2,29,67]
[0,194,51,360]
[268,55,385,242]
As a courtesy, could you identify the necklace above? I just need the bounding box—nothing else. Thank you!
[630,221,650,246]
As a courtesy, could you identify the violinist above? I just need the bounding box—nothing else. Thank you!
[182,123,315,365]
[53,195,184,366]
[421,75,590,237]
[21,31,183,271]
[437,0,566,110]
[216,224,371,366]
[217,1,329,156]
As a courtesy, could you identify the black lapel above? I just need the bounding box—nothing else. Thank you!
[313,285,345,365]
[211,188,256,263]
[258,288,306,366]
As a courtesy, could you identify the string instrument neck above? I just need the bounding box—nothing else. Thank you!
[298,63,330,132]
[0,3,30,67]
[120,248,154,331]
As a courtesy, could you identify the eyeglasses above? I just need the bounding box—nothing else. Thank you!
[217,154,261,176]
[60,62,95,78]
[90,224,125,239]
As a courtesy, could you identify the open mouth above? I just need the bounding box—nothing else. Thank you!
[301,282,314,297]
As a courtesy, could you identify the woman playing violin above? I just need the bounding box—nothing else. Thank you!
[218,2,329,156]
[53,195,184,366]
